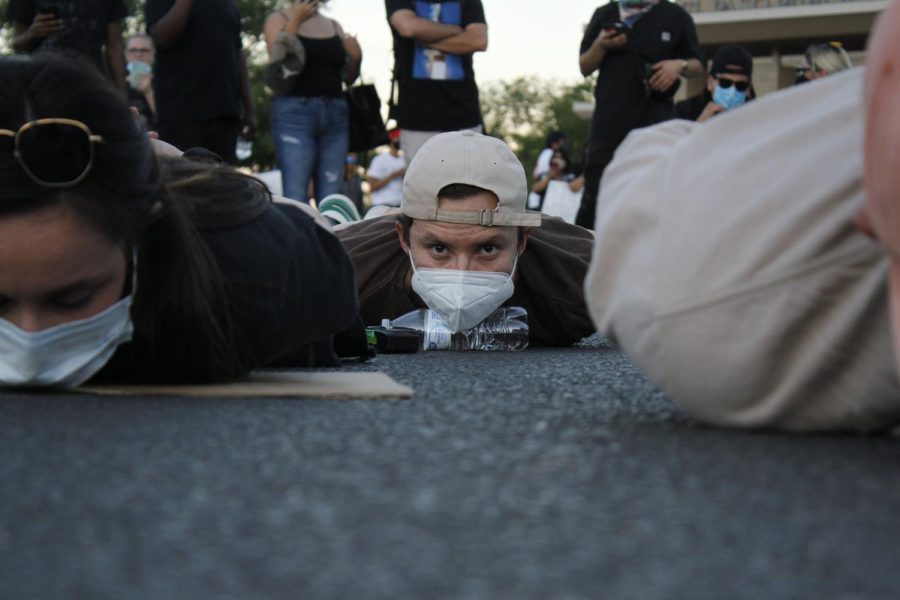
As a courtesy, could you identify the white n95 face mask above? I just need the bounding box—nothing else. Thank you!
[0,293,134,389]
[410,253,517,332]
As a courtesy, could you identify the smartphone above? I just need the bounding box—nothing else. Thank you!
[601,22,627,35]
[37,2,59,18]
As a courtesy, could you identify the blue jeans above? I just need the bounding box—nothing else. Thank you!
[272,96,349,203]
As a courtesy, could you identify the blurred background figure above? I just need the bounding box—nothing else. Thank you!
[125,33,155,128]
[676,44,754,123]
[146,0,257,164]
[531,148,576,211]
[365,128,405,216]
[6,0,128,95]
[528,130,567,209]
[264,0,362,203]
[341,153,365,216]
[796,42,853,83]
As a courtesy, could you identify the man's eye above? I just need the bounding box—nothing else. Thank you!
[52,293,92,310]
[481,244,499,255]
[429,244,447,254]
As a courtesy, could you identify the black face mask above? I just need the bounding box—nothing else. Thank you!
[794,75,810,86]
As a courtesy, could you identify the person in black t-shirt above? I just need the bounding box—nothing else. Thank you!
[145,0,257,164]
[385,0,487,164]
[577,0,702,229]
[675,44,754,123]
[6,0,128,95]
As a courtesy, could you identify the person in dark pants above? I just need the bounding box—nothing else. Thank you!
[145,0,257,164]
[577,0,702,229]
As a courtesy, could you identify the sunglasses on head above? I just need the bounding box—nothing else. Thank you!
[0,118,104,188]
[717,78,750,92]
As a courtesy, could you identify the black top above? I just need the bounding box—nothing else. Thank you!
[674,91,710,121]
[145,0,243,124]
[580,1,701,141]
[5,0,128,68]
[289,34,346,98]
[127,87,155,126]
[386,0,484,131]
[95,201,361,382]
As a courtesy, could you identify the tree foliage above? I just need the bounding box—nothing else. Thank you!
[481,76,595,177]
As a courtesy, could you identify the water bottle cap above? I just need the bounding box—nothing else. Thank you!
[382,319,391,329]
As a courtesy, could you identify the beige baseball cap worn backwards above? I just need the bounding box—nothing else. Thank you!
[401,130,542,227]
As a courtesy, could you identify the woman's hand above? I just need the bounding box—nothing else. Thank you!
[287,0,319,30]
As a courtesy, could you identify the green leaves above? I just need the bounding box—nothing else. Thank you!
[481,76,595,176]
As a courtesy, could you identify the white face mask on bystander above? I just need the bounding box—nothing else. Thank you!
[409,253,517,332]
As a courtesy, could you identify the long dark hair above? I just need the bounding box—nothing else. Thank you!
[0,54,268,382]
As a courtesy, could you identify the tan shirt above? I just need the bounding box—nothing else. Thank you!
[586,67,900,432]
[336,215,596,346]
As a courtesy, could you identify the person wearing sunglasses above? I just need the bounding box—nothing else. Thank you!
[675,44,754,123]
[0,54,364,388]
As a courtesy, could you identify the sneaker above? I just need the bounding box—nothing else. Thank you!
[318,194,361,224]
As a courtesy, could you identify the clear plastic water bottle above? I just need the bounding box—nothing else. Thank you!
[384,307,529,352]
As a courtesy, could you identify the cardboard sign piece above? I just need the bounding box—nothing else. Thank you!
[78,371,413,399]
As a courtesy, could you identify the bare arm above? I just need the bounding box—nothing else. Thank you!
[264,2,317,56]
[342,34,362,84]
[389,8,461,43]
[335,21,362,84]
[425,23,487,54]
[580,29,626,77]
[11,15,64,53]
[648,57,704,92]
[149,0,193,50]
[105,21,128,97]
[367,167,405,191]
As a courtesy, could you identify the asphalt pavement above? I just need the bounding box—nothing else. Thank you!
[1,334,899,599]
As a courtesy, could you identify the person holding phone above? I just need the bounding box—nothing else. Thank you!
[6,0,128,96]
[577,0,702,230]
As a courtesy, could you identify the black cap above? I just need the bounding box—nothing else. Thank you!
[711,45,753,77]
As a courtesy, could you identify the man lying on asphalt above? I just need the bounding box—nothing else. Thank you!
[336,131,596,346]
[585,25,900,433]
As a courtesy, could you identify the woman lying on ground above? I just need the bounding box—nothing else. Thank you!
[0,53,362,387]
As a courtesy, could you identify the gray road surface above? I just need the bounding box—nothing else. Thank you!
[1,335,898,599]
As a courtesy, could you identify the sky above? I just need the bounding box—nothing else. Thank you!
[323,1,608,102]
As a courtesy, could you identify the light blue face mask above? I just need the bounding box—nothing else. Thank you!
[126,61,152,89]
[713,83,748,111]
[0,295,134,388]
